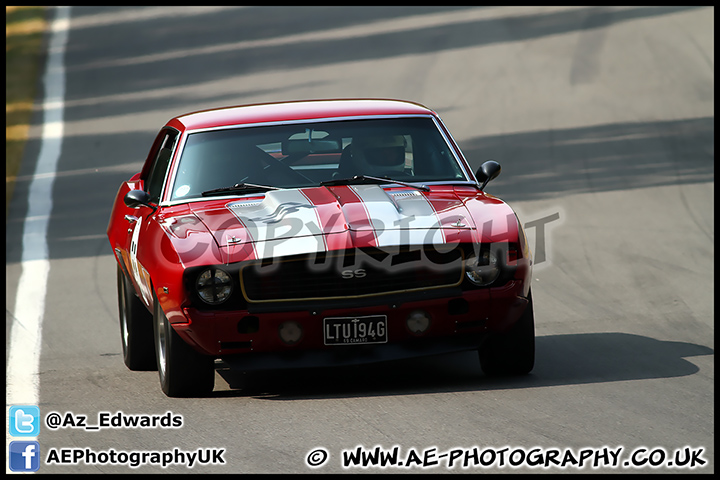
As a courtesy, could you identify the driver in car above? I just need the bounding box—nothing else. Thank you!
[350,135,408,177]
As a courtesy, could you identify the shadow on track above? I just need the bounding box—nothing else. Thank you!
[462,117,714,202]
[211,332,713,400]
[22,7,706,123]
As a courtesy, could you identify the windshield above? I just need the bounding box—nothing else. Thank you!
[169,117,468,201]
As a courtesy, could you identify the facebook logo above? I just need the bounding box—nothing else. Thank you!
[9,441,41,472]
[9,405,40,436]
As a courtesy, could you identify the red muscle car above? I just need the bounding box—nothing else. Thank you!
[107,99,534,397]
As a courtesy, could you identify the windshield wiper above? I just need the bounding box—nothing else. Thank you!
[201,182,280,197]
[320,175,429,192]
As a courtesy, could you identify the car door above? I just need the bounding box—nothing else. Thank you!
[125,128,179,306]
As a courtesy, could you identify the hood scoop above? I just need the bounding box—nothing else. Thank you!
[191,188,347,248]
[340,184,473,233]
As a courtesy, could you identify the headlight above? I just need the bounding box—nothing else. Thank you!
[464,246,500,286]
[196,267,233,305]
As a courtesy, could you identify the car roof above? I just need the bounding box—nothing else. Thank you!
[166,99,436,131]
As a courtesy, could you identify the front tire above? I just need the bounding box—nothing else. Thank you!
[117,265,156,371]
[479,289,535,376]
[153,291,215,397]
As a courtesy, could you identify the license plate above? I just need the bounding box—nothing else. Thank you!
[323,315,388,345]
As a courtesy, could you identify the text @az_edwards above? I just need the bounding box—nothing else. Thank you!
[45,411,182,431]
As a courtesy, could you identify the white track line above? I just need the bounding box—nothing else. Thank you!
[7,6,70,473]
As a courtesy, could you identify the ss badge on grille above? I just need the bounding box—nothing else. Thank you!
[341,269,366,279]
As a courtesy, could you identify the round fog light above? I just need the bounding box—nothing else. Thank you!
[279,321,303,345]
[406,310,431,335]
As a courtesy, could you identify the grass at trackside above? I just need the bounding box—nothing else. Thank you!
[6,6,47,217]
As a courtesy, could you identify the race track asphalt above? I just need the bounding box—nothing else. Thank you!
[6,6,713,473]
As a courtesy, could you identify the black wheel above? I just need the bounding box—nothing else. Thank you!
[479,289,535,376]
[117,265,156,371]
[153,291,215,397]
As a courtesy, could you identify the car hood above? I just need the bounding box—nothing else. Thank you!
[188,185,511,264]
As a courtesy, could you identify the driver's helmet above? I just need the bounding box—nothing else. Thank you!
[351,135,406,174]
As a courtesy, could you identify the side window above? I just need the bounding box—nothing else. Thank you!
[145,129,178,203]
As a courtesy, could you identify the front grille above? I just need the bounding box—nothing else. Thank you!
[240,246,465,303]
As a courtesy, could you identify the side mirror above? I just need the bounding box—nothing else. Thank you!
[124,189,153,209]
[476,160,501,191]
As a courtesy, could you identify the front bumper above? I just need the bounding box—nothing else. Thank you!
[172,281,530,361]
[221,334,486,371]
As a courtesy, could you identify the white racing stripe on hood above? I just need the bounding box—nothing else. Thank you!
[350,185,446,246]
[226,189,326,259]
[225,185,453,260]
